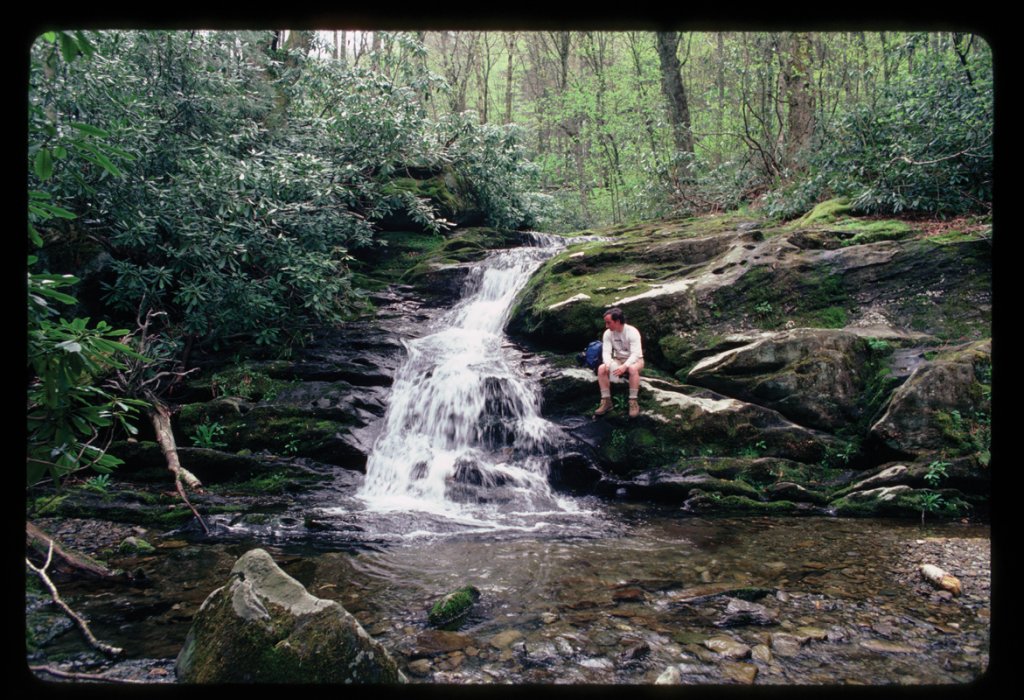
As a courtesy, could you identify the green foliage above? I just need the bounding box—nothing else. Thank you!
[80,473,112,494]
[436,113,551,229]
[754,301,774,319]
[917,491,945,524]
[867,338,892,354]
[738,440,768,458]
[811,306,848,329]
[924,460,950,488]
[771,41,992,218]
[191,421,228,449]
[31,30,547,354]
[819,440,858,471]
[935,407,990,463]
[28,32,148,487]
[233,471,291,494]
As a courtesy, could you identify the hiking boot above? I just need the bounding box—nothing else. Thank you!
[628,399,640,418]
[594,397,613,417]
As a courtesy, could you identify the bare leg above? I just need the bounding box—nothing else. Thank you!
[627,359,644,398]
[597,363,611,397]
[595,364,614,416]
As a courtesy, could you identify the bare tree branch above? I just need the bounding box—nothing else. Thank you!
[29,665,159,684]
[890,146,990,167]
[26,541,123,658]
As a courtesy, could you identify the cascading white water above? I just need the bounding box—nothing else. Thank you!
[358,235,576,525]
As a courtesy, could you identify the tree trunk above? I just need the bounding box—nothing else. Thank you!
[780,32,816,173]
[555,31,571,91]
[504,32,516,124]
[655,31,694,155]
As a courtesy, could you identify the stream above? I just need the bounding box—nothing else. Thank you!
[33,511,990,685]
[28,237,991,686]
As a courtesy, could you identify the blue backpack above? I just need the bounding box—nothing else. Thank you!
[577,340,603,374]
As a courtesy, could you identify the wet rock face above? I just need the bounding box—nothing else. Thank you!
[869,340,991,455]
[687,329,872,432]
[175,548,404,684]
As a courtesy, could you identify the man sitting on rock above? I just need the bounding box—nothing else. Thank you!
[594,306,644,418]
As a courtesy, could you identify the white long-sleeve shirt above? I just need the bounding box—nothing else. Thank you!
[602,323,643,368]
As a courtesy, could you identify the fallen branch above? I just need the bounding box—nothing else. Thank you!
[26,521,117,580]
[26,541,123,658]
[29,665,157,684]
[106,308,209,534]
[149,400,208,534]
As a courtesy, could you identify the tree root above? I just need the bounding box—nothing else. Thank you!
[26,541,123,658]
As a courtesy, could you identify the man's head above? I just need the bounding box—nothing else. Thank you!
[603,307,625,333]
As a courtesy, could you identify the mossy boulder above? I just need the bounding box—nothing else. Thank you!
[615,469,762,503]
[118,536,156,555]
[378,167,484,231]
[540,370,835,474]
[869,339,991,458]
[400,227,537,303]
[427,585,481,630]
[508,221,760,356]
[681,491,813,516]
[176,548,405,683]
[829,485,972,520]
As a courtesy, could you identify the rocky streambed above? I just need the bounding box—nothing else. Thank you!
[27,509,990,686]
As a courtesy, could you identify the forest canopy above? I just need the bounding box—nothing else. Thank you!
[26,29,993,486]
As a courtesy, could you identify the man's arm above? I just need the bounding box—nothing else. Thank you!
[624,326,643,367]
[602,329,613,367]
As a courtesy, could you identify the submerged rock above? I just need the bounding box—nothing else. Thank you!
[703,635,751,659]
[714,597,778,627]
[175,548,404,683]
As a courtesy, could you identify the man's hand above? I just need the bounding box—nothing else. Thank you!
[613,364,628,377]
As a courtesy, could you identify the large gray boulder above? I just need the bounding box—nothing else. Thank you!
[176,548,405,683]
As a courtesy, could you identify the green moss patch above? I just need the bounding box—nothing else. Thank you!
[832,218,914,246]
[428,585,481,630]
[785,197,853,228]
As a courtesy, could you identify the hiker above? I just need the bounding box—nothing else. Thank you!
[594,307,644,418]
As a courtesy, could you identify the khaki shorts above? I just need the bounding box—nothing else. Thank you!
[608,358,643,383]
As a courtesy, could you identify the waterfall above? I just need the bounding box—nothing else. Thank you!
[358,235,573,523]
